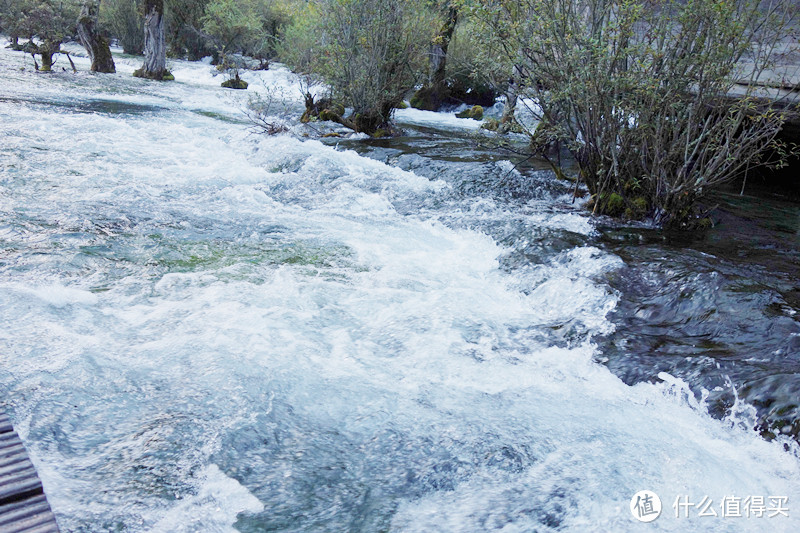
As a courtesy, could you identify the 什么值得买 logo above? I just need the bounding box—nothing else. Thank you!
[630,490,662,522]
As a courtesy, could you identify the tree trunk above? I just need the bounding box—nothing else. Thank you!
[38,41,59,72]
[40,51,53,71]
[308,96,397,136]
[430,7,457,91]
[499,63,523,132]
[501,79,518,124]
[410,7,457,111]
[77,1,116,73]
[134,0,169,80]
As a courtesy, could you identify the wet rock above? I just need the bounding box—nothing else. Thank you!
[456,105,484,121]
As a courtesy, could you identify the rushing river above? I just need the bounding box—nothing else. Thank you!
[1,44,799,532]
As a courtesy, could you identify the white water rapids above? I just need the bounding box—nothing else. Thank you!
[1,45,799,532]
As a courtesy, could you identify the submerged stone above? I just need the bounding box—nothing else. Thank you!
[456,105,484,121]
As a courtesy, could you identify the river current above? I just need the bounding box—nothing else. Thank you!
[1,45,799,532]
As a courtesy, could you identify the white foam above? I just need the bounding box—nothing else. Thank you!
[0,282,98,308]
[150,465,263,533]
[1,42,799,532]
[394,106,485,130]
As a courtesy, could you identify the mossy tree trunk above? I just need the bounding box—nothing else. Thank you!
[134,0,169,80]
[499,63,522,131]
[430,8,457,94]
[305,94,397,136]
[38,41,60,72]
[77,1,116,73]
[410,6,457,111]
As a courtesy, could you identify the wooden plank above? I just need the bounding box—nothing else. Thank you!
[0,442,26,463]
[0,413,13,434]
[3,522,60,533]
[0,449,29,470]
[0,470,42,505]
[0,495,52,525]
[0,507,59,533]
[0,412,60,532]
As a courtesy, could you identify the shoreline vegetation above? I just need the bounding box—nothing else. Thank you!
[2,0,799,228]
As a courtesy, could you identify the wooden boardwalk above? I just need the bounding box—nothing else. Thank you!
[0,412,59,533]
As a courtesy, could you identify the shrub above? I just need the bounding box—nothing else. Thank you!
[283,0,434,134]
[472,0,798,227]
[3,0,81,71]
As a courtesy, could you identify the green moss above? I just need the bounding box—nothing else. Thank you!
[395,100,408,109]
[604,193,625,216]
[371,129,389,138]
[410,86,437,111]
[456,105,484,120]
[697,217,713,229]
[133,68,175,81]
[221,77,248,89]
[623,196,649,219]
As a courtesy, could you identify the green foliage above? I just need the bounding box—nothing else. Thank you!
[202,0,260,56]
[247,0,292,59]
[164,0,212,60]
[471,0,798,227]
[439,10,502,106]
[2,0,80,44]
[283,0,435,133]
[603,193,624,217]
[100,0,144,54]
[445,14,506,86]
[1,0,81,69]
[99,0,289,60]
[275,0,319,73]
[202,0,288,60]
[0,0,16,37]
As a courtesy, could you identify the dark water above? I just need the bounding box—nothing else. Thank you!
[598,186,800,441]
